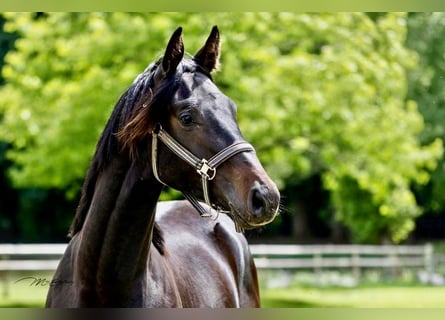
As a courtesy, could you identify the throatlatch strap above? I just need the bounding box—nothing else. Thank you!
[151,129,165,186]
[183,192,212,217]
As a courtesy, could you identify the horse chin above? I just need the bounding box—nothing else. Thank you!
[226,203,277,232]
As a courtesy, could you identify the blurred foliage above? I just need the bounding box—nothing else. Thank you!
[0,15,18,241]
[407,13,445,214]
[0,13,443,243]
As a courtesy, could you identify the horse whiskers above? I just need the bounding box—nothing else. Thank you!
[230,216,245,233]
[277,199,288,216]
[227,204,249,233]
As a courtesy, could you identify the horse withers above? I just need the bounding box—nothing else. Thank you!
[46,26,280,307]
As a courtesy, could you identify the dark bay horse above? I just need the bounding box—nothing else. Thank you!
[46,26,280,308]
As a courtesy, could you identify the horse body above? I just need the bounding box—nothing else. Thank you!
[46,26,279,308]
[47,201,259,307]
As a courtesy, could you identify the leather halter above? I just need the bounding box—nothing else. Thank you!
[151,124,255,218]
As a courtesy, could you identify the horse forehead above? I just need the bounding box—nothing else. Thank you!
[178,72,225,101]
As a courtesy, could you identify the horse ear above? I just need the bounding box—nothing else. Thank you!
[194,26,220,72]
[161,27,184,76]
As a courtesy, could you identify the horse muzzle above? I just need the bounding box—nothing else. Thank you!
[246,181,280,225]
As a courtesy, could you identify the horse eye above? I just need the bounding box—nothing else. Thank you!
[179,113,193,126]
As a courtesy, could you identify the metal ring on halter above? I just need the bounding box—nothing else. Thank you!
[197,159,216,180]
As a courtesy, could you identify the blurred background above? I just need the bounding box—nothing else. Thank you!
[1,12,445,307]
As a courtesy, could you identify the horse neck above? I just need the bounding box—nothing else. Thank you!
[76,155,163,306]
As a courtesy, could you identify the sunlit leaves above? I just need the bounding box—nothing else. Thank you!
[0,13,442,242]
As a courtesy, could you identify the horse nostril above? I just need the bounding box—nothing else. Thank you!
[249,187,267,216]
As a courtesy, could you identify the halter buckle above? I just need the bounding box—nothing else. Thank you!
[197,159,216,180]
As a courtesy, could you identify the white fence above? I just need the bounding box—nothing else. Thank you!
[0,243,438,282]
[250,244,433,269]
[0,244,66,272]
[250,243,437,283]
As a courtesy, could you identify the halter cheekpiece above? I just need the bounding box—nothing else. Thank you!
[151,124,255,221]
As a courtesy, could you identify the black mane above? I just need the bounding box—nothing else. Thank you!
[68,58,211,237]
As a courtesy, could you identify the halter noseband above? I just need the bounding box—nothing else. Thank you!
[151,124,255,219]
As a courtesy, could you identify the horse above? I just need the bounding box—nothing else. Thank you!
[45,26,280,308]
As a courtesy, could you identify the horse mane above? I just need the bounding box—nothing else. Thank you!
[68,58,210,238]
[68,60,160,238]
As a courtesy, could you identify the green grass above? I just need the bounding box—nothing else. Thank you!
[260,285,445,308]
[0,272,52,308]
[2,271,445,308]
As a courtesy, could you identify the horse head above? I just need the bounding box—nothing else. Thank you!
[119,26,280,231]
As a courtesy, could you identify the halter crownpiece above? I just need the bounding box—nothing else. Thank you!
[151,123,255,224]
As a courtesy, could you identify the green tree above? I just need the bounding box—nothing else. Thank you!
[218,13,442,242]
[0,14,19,241]
[407,13,445,215]
[0,13,441,243]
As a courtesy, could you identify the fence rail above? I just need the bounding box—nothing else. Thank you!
[0,243,441,302]
[249,243,435,281]
[0,244,66,271]
[0,243,436,274]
